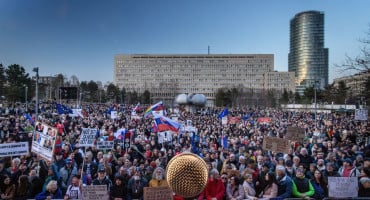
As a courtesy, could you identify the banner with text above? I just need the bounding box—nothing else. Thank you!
[96,141,114,150]
[79,128,97,147]
[328,177,358,198]
[0,142,29,157]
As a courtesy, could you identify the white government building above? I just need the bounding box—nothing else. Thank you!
[114,54,295,106]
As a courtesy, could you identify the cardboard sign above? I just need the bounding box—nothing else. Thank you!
[286,127,305,142]
[143,187,173,200]
[96,141,114,150]
[79,128,97,147]
[328,177,358,198]
[0,142,29,157]
[262,136,290,154]
[82,185,108,200]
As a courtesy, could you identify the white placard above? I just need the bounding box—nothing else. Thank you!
[328,177,358,198]
[31,125,56,161]
[0,142,29,157]
[82,185,108,200]
[158,131,172,144]
[96,141,114,150]
[79,128,97,147]
[110,111,118,119]
[355,109,368,121]
[222,116,228,125]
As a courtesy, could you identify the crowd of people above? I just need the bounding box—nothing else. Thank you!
[0,101,369,200]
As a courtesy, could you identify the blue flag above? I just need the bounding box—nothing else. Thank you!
[218,108,229,119]
[243,113,251,121]
[222,136,228,149]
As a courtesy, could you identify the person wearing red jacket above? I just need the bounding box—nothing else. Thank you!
[197,168,225,200]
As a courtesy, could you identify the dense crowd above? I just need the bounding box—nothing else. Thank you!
[0,101,369,200]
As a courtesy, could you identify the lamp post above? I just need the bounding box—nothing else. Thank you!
[314,80,320,128]
[33,67,39,121]
[24,85,28,112]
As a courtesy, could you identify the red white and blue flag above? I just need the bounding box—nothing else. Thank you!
[144,101,165,118]
[154,114,181,132]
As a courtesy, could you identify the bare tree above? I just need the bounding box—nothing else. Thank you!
[336,24,370,72]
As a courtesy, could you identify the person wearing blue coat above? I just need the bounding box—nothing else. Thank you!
[35,180,63,200]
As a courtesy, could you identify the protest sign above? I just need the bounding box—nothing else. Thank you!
[228,116,240,124]
[110,110,118,119]
[286,127,305,142]
[355,109,368,121]
[262,136,290,154]
[158,131,173,144]
[79,128,97,147]
[328,177,358,198]
[257,117,271,124]
[222,116,228,125]
[0,142,29,157]
[96,141,114,150]
[81,185,108,200]
[143,187,173,200]
[31,123,56,161]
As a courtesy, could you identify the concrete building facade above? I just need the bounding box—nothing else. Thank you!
[114,54,295,106]
[333,70,370,98]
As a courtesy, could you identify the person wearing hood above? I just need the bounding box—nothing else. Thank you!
[291,167,315,199]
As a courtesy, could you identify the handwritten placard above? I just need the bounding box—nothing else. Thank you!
[328,177,358,198]
[82,185,108,200]
[286,127,305,142]
[262,136,290,154]
[143,187,173,200]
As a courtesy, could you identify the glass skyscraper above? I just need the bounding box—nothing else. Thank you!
[288,11,328,95]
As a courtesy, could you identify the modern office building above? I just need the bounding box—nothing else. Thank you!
[114,54,295,106]
[289,11,328,95]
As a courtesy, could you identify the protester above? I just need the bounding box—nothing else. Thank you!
[148,167,168,187]
[198,168,225,200]
[0,102,369,199]
[242,173,257,200]
[0,175,16,200]
[291,167,315,199]
[275,165,292,199]
[310,169,327,200]
[225,175,244,200]
[92,166,112,191]
[259,172,278,199]
[109,175,126,200]
[64,175,82,200]
[35,180,63,200]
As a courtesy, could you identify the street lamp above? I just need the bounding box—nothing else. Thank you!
[33,67,39,121]
[314,80,320,128]
[24,85,28,112]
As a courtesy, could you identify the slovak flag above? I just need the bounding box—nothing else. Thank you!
[131,102,140,116]
[144,101,164,118]
[154,114,181,132]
